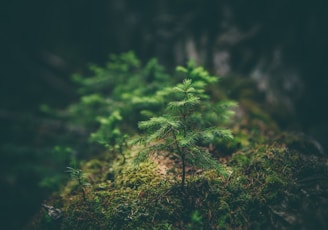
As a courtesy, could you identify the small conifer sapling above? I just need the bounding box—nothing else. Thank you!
[66,167,90,201]
[138,63,236,192]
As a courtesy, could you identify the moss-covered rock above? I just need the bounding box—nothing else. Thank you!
[27,120,328,229]
[26,55,328,229]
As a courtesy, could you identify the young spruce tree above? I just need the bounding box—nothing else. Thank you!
[138,62,236,192]
[66,167,90,201]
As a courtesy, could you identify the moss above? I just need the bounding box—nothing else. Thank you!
[28,137,328,229]
[28,131,328,229]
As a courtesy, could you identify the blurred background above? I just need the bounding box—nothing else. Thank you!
[1,0,327,229]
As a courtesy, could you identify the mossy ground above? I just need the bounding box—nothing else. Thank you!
[26,77,328,230]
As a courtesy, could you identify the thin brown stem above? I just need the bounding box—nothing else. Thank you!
[171,130,185,192]
[181,152,186,192]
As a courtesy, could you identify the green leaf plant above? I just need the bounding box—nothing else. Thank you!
[138,62,237,192]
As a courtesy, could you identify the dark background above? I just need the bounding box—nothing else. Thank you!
[1,0,327,229]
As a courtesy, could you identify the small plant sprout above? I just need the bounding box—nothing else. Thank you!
[89,110,123,150]
[66,167,90,201]
[138,63,237,192]
[89,110,129,162]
